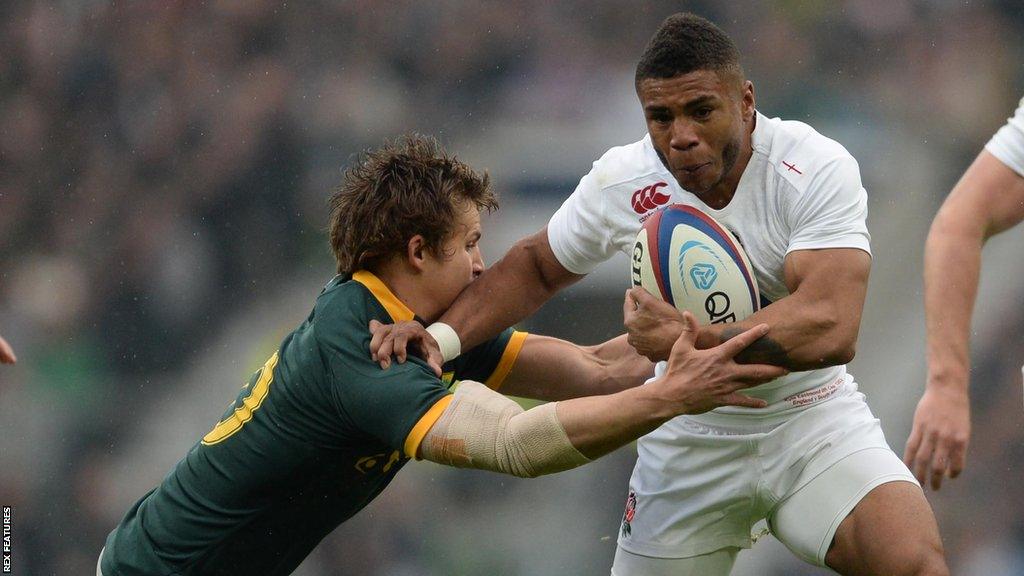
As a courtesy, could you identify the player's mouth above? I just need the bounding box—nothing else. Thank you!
[678,162,711,176]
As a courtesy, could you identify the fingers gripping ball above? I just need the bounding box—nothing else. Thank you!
[631,204,760,324]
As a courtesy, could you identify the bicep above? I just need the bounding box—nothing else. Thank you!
[519,226,586,292]
[782,248,871,317]
[938,150,1024,239]
[418,380,587,477]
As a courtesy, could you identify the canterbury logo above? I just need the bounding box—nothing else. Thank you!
[631,182,670,214]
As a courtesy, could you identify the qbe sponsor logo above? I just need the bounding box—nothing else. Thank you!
[3,506,11,573]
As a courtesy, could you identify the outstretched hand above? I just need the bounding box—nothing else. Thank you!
[623,287,685,362]
[369,319,443,376]
[658,312,786,414]
[0,334,16,365]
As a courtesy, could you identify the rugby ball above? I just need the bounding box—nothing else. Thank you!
[631,204,760,324]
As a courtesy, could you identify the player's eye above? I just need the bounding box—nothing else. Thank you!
[694,107,713,120]
[648,113,671,125]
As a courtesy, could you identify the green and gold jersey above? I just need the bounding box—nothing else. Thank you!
[101,271,527,576]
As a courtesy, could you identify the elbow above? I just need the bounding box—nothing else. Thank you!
[512,227,578,296]
[805,314,858,368]
[519,239,561,294]
[823,341,856,366]
[929,203,989,244]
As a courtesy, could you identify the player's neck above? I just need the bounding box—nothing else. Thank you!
[372,263,442,323]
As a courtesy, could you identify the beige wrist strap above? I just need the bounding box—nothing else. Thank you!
[426,322,462,363]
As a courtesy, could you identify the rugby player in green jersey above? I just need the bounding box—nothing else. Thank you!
[98,135,784,576]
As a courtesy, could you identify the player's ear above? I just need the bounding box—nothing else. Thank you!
[406,235,428,271]
[741,80,755,122]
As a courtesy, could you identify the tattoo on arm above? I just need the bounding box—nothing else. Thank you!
[719,327,792,367]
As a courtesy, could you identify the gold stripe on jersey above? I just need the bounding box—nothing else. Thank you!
[202,352,280,445]
[484,331,528,391]
[352,270,415,322]
[404,394,453,458]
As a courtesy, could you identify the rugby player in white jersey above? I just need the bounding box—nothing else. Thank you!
[371,13,949,576]
[905,96,1024,491]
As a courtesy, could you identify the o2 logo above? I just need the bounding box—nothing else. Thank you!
[705,291,736,324]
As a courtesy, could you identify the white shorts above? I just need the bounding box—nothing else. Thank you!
[616,378,917,567]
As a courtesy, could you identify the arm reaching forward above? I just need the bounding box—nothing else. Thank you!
[419,314,787,477]
[497,332,653,401]
[904,150,1024,490]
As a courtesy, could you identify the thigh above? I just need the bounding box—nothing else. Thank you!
[619,418,759,559]
[769,447,919,567]
[825,481,948,576]
[611,545,739,576]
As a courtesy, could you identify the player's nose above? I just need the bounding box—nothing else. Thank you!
[472,250,484,276]
[670,119,700,151]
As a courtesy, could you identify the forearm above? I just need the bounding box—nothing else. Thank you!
[501,335,654,401]
[439,229,582,350]
[923,215,983,390]
[695,295,857,371]
[555,385,675,459]
[923,150,1024,390]
[583,335,656,395]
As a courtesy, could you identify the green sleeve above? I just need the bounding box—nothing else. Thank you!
[448,328,528,390]
[316,303,451,457]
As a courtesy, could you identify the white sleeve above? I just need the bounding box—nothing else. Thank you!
[546,166,617,275]
[786,155,871,255]
[984,97,1024,177]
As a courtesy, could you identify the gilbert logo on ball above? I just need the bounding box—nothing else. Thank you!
[631,204,760,325]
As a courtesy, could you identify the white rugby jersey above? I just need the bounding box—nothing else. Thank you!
[548,111,870,413]
[985,96,1024,177]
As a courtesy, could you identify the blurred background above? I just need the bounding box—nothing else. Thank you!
[1,0,1023,574]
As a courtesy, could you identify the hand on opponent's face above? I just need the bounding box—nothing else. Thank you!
[369,319,443,376]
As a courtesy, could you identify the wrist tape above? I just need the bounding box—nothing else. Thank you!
[426,322,462,363]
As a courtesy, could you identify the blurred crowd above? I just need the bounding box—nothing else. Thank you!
[1,1,1022,574]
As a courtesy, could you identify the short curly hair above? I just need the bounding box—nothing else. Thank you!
[635,13,743,87]
[329,134,497,276]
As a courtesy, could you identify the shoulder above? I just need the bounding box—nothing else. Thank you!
[756,114,860,196]
[311,280,375,349]
[587,135,667,190]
